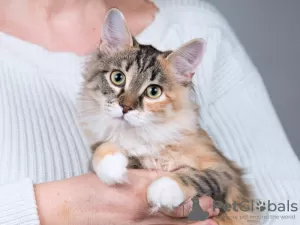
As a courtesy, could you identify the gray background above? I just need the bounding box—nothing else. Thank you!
[207,0,300,158]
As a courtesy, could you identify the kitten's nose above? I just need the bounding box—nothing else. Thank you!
[120,104,133,114]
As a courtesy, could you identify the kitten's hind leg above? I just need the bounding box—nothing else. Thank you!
[92,142,128,185]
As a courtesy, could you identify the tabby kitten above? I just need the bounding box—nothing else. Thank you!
[78,8,258,225]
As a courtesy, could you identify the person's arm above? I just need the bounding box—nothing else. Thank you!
[0,173,218,225]
[196,6,300,203]
[34,171,218,225]
[0,179,40,225]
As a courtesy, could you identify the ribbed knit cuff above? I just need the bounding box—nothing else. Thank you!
[0,179,40,225]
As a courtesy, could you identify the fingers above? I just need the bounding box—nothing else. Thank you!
[189,219,218,225]
[163,196,220,218]
[198,196,220,218]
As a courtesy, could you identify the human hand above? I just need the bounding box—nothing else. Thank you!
[35,170,219,225]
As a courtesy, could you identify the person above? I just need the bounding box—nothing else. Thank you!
[0,0,299,225]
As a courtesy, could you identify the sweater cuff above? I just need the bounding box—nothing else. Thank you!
[0,179,40,225]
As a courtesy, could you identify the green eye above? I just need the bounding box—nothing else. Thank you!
[110,71,125,86]
[146,85,162,99]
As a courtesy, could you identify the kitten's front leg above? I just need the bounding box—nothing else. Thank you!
[92,142,128,185]
[147,175,186,210]
[147,166,229,211]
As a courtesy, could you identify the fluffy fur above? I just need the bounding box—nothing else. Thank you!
[77,8,259,225]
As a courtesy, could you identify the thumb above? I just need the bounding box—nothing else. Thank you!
[188,219,219,225]
[162,196,220,218]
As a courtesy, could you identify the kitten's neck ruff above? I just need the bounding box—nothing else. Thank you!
[82,108,199,157]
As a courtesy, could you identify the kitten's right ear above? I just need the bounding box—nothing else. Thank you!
[166,39,205,85]
[99,8,133,54]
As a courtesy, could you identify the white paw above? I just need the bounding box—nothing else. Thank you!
[147,176,184,209]
[94,152,128,185]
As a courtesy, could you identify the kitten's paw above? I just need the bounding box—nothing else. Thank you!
[94,152,128,185]
[147,176,184,210]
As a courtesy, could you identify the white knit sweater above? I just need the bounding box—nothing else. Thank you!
[0,1,299,224]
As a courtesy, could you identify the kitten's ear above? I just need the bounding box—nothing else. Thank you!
[99,8,133,54]
[166,39,205,85]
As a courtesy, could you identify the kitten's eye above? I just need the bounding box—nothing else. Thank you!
[146,85,162,99]
[110,71,126,86]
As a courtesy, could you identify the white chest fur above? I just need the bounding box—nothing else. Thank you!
[80,111,194,157]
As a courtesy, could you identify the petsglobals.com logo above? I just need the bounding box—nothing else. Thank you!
[213,200,298,213]
[184,197,299,223]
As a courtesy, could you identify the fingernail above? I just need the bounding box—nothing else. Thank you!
[208,207,220,216]
[213,207,220,213]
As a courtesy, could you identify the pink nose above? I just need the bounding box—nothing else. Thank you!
[120,105,133,114]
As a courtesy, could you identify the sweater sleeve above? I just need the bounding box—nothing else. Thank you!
[0,179,40,225]
[200,22,300,203]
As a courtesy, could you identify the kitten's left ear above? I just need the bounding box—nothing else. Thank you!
[99,8,133,54]
[166,39,205,85]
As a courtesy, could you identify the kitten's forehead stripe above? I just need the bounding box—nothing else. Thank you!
[144,56,156,74]
[150,69,158,81]
[125,59,134,72]
[136,45,162,74]
[136,50,142,70]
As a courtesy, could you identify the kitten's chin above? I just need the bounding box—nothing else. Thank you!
[123,112,150,127]
[108,115,145,127]
[124,119,143,127]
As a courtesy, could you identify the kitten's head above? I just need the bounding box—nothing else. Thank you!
[83,9,205,128]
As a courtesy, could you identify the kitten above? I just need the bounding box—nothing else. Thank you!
[78,8,258,225]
